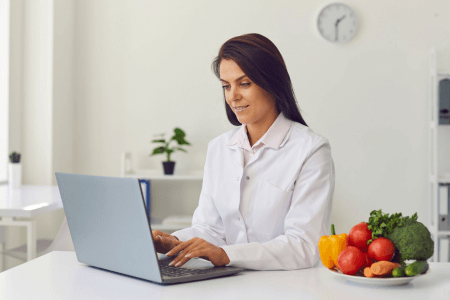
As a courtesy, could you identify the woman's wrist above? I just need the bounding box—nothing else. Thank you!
[220,248,230,265]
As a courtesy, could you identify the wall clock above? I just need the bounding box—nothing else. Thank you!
[317,3,358,44]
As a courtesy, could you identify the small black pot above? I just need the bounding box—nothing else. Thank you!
[162,161,175,175]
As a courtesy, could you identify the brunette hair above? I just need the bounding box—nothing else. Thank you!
[211,33,308,127]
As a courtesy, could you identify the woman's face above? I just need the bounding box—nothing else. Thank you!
[219,59,278,125]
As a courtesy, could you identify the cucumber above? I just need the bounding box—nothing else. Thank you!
[392,266,406,277]
[405,260,429,277]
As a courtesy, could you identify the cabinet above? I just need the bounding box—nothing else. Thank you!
[429,47,450,262]
[121,152,203,234]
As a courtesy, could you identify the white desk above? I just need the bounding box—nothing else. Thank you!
[1,251,448,300]
[0,185,63,261]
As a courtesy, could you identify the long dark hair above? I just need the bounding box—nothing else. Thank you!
[211,33,308,127]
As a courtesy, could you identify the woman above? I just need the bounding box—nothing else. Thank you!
[152,33,335,271]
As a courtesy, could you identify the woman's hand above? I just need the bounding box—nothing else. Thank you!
[152,230,182,254]
[165,237,230,267]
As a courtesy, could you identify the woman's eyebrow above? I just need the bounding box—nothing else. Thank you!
[220,75,248,83]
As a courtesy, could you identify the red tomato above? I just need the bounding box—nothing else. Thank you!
[337,246,366,275]
[348,222,372,252]
[367,237,396,262]
[364,252,376,268]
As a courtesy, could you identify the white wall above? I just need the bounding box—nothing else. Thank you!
[72,0,450,232]
[21,0,53,185]
[52,0,74,179]
[5,0,70,270]
[0,0,10,182]
[6,0,450,269]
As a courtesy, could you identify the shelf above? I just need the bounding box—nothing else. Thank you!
[429,174,450,184]
[124,169,203,180]
[150,223,190,231]
[429,122,450,128]
[429,48,450,262]
[437,69,450,77]
[439,173,450,184]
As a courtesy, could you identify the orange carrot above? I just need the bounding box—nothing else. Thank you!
[364,267,376,278]
[363,267,385,278]
[371,261,401,276]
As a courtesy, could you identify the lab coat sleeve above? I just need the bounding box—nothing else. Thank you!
[220,137,335,270]
[170,141,227,247]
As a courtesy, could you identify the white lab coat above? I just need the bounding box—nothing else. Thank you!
[171,120,335,271]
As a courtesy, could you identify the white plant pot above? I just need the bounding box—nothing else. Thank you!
[8,163,22,188]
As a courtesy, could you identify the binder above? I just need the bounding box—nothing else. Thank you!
[439,184,450,231]
[139,179,150,218]
[439,78,450,125]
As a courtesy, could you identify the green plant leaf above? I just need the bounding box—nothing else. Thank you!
[174,147,187,152]
[151,139,166,143]
[174,128,185,137]
[150,146,166,156]
[172,135,191,146]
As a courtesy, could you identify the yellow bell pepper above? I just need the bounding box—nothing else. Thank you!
[318,224,348,269]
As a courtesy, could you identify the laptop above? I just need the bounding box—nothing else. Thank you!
[55,172,245,285]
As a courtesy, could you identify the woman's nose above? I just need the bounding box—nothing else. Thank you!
[229,85,240,101]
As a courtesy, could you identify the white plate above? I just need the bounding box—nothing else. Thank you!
[328,267,430,286]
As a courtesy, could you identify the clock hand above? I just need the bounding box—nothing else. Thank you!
[335,15,347,26]
[334,15,347,41]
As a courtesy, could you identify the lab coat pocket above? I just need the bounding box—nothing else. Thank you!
[251,180,293,237]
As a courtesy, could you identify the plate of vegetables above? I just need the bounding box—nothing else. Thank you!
[328,261,430,287]
[319,210,433,286]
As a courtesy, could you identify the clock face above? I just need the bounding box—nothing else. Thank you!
[317,3,358,44]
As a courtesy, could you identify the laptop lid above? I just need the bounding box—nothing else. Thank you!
[55,172,164,283]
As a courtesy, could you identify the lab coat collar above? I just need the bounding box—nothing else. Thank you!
[226,119,294,170]
[226,111,294,150]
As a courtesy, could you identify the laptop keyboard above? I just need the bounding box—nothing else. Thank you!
[159,259,216,278]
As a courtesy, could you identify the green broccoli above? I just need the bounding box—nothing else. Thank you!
[386,219,434,266]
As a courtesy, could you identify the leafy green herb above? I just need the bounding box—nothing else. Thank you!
[366,209,418,244]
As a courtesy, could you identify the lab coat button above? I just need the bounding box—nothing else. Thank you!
[246,176,250,180]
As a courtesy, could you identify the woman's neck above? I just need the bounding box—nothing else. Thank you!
[246,110,279,147]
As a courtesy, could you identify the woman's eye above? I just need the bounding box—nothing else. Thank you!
[221,83,251,90]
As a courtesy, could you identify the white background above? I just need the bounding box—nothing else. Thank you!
[4,0,450,269]
[0,0,9,183]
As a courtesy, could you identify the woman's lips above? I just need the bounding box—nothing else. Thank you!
[235,105,249,113]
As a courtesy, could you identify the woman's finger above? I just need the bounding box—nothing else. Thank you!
[160,236,182,252]
[172,249,208,267]
[152,230,163,240]
[166,239,194,257]
[168,240,204,266]
[159,235,173,250]
[152,234,169,254]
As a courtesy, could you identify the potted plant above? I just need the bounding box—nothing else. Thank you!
[8,151,22,187]
[150,128,191,175]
